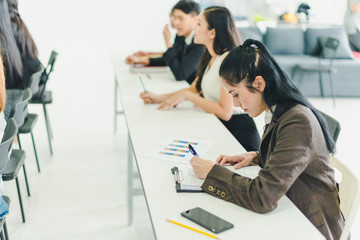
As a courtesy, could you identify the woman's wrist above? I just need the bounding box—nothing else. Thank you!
[252,151,259,164]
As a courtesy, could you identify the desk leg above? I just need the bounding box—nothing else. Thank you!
[114,76,118,133]
[127,133,133,225]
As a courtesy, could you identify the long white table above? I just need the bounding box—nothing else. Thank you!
[112,58,188,132]
[114,61,325,240]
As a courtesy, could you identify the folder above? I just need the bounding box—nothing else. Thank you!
[171,166,204,192]
[171,165,261,193]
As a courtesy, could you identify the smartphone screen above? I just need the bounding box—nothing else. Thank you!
[181,207,234,233]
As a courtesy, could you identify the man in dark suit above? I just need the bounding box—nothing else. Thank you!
[125,1,204,84]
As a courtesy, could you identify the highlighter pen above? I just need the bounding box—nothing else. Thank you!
[188,144,199,157]
[138,73,147,93]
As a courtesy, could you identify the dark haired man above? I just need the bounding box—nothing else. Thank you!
[126,0,204,84]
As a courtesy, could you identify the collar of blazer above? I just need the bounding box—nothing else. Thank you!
[261,102,298,144]
[258,102,298,166]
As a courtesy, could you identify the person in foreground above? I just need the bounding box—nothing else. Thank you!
[140,7,260,152]
[190,39,346,240]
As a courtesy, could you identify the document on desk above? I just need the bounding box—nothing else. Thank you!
[172,164,261,192]
[130,64,169,73]
[145,138,213,163]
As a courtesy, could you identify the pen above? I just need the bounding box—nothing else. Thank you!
[138,73,147,93]
[188,144,199,157]
[166,219,219,239]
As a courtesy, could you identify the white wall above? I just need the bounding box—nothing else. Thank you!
[19,0,178,61]
[219,0,347,25]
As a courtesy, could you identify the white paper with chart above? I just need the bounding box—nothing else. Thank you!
[145,137,213,163]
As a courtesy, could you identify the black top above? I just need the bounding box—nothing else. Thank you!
[149,35,204,84]
[21,55,41,88]
[9,24,42,89]
[2,54,24,90]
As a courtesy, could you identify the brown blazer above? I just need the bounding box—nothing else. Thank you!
[202,103,345,240]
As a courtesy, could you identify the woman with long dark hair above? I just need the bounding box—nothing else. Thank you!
[7,0,42,95]
[190,39,345,240]
[140,6,260,152]
[0,0,23,119]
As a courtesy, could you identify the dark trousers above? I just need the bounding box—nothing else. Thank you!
[219,114,260,152]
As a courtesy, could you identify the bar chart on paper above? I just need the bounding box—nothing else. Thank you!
[145,137,213,162]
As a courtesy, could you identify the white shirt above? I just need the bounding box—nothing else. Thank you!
[185,31,194,45]
[200,52,243,115]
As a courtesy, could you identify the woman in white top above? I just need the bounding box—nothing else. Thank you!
[140,6,260,151]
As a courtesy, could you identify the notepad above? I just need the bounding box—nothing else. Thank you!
[130,64,169,73]
[171,165,261,192]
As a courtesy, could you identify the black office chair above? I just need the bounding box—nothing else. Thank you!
[0,119,27,223]
[293,37,340,107]
[319,110,341,143]
[31,50,58,155]
[0,196,10,240]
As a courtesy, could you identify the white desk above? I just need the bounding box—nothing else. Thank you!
[112,58,188,132]
[113,60,324,239]
[120,95,324,240]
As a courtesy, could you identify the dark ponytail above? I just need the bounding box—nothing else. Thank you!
[220,39,336,154]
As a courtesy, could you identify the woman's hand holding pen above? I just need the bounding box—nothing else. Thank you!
[216,152,258,169]
[190,157,214,179]
[140,91,164,104]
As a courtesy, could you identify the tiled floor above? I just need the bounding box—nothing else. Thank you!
[3,0,360,239]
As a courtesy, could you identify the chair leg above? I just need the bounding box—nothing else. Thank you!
[319,72,324,97]
[17,134,22,150]
[3,221,8,240]
[43,104,53,139]
[31,132,41,172]
[22,164,31,197]
[42,104,53,155]
[291,66,298,82]
[15,177,26,223]
[329,71,336,107]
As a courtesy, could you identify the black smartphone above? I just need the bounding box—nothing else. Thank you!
[181,207,234,234]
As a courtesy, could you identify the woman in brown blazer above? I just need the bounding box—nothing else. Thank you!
[190,39,346,240]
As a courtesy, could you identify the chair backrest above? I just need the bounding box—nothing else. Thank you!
[46,50,58,77]
[27,66,45,96]
[0,119,18,172]
[36,50,58,99]
[9,88,32,128]
[320,37,340,67]
[331,156,360,240]
[319,110,341,143]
